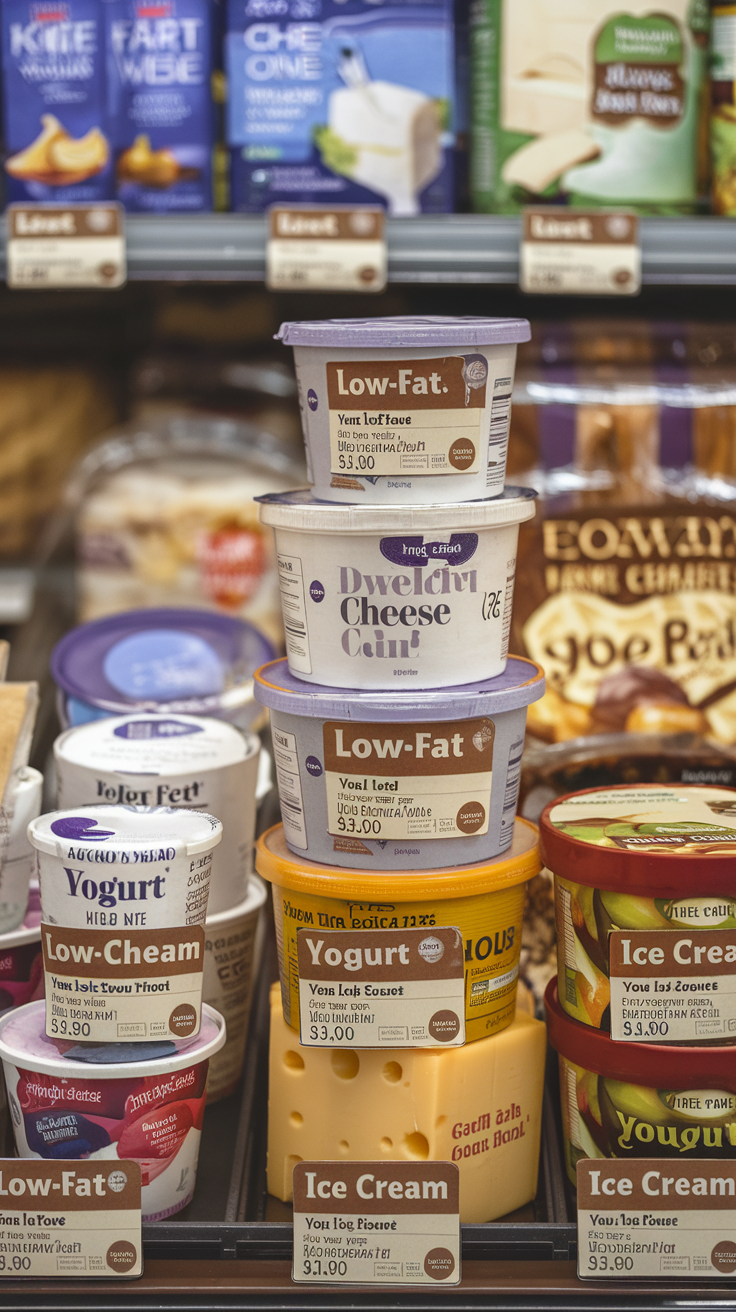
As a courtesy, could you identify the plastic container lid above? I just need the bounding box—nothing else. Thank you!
[29,805,223,859]
[205,873,268,928]
[256,486,537,533]
[545,979,736,1090]
[55,712,257,773]
[540,783,736,896]
[51,609,274,717]
[276,316,531,349]
[256,818,540,901]
[254,655,544,720]
[0,1000,225,1079]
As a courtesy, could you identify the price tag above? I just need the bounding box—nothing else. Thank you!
[520,208,640,296]
[577,1159,736,1280]
[292,1160,460,1285]
[0,1160,141,1279]
[7,204,126,290]
[609,929,736,1044]
[297,926,465,1048]
[266,206,386,293]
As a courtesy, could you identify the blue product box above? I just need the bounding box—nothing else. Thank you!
[1,0,113,203]
[106,0,214,212]
[225,0,455,214]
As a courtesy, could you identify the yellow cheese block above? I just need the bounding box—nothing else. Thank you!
[267,984,546,1223]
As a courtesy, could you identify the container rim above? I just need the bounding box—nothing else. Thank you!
[54,713,260,771]
[28,805,223,859]
[275,315,532,348]
[256,486,537,532]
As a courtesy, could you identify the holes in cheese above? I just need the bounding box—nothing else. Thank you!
[380,1137,393,1151]
[339,1140,349,1153]
[383,1061,402,1084]
[290,1112,303,1127]
[404,1131,430,1159]
[331,1051,360,1080]
[284,1050,304,1071]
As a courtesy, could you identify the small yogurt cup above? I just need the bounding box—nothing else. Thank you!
[257,488,536,690]
[0,1000,226,1220]
[256,818,540,1043]
[540,784,736,1033]
[29,805,223,930]
[0,767,43,935]
[203,875,267,1102]
[277,317,531,505]
[54,715,260,917]
[255,655,544,869]
[51,608,274,732]
[546,980,736,1188]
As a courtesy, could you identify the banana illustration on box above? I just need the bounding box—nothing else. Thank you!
[6,115,109,186]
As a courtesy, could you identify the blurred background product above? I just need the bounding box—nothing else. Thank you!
[711,1,736,214]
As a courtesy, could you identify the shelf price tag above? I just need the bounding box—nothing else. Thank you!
[520,208,640,296]
[266,206,386,293]
[577,1159,736,1280]
[6,204,126,290]
[0,1160,141,1279]
[297,926,465,1049]
[609,929,736,1044]
[292,1160,460,1285]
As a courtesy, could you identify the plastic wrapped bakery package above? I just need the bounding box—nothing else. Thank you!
[66,416,305,647]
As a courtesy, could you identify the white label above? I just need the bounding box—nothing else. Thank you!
[271,726,307,850]
[0,1160,141,1279]
[520,208,640,296]
[267,206,386,294]
[7,205,126,290]
[277,553,312,675]
[578,1159,736,1279]
[609,929,736,1043]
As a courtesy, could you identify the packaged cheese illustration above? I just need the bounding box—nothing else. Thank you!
[1,0,113,202]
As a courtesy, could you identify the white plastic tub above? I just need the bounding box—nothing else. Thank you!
[203,875,267,1102]
[0,767,43,935]
[257,488,536,690]
[277,317,531,504]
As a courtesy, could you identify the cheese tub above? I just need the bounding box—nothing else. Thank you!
[203,875,267,1103]
[540,784,736,1034]
[0,766,43,935]
[546,980,736,1190]
[256,819,540,1043]
[277,317,531,505]
[0,1000,226,1220]
[256,488,536,690]
[54,714,260,916]
[254,655,544,869]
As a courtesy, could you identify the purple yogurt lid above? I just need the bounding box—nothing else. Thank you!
[276,316,531,349]
[255,656,544,720]
[51,609,274,716]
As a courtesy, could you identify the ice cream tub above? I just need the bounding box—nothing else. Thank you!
[277,318,531,505]
[54,714,260,917]
[0,1000,225,1220]
[203,875,267,1103]
[51,608,274,732]
[257,488,536,691]
[256,818,540,1043]
[0,767,43,936]
[546,979,736,1189]
[255,655,544,869]
[540,784,736,1033]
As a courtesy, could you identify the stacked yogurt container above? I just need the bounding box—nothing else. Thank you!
[253,317,550,1223]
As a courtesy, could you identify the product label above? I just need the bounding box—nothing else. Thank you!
[550,785,736,850]
[609,928,736,1043]
[577,1159,736,1280]
[0,1160,141,1279]
[297,926,465,1048]
[592,15,685,127]
[277,552,312,675]
[292,1160,460,1285]
[42,923,204,1042]
[267,206,386,293]
[7,204,125,289]
[520,209,640,297]
[271,725,307,850]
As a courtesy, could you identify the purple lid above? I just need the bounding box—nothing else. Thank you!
[276,316,531,349]
[51,608,274,716]
[255,656,544,720]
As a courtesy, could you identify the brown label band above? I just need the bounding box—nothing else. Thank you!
[326,357,486,411]
[609,929,736,978]
[269,207,384,242]
[293,1160,459,1215]
[578,1159,736,1210]
[0,1160,141,1210]
[297,926,464,984]
[323,718,494,776]
[523,209,638,245]
[8,204,123,239]
[42,924,205,980]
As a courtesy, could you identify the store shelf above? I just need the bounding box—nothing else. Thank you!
[1,213,734,285]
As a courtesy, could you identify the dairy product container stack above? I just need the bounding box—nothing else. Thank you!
[252,314,550,1223]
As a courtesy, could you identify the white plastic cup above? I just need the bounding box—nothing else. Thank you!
[203,875,267,1102]
[0,767,43,935]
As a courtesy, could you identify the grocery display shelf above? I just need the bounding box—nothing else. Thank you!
[3,213,736,285]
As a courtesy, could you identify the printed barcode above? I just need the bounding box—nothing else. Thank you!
[500,570,515,656]
[284,620,306,636]
[488,392,511,451]
[502,746,523,812]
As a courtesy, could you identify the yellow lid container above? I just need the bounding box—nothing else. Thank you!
[256,818,540,1044]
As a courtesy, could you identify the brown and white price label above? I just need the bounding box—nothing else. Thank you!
[266,206,386,293]
[578,1159,736,1280]
[297,926,465,1048]
[292,1161,460,1285]
[609,929,736,1044]
[7,204,126,289]
[520,208,640,296]
[0,1160,141,1279]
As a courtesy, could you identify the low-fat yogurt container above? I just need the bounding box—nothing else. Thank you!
[0,1000,225,1220]
[256,818,540,1043]
[540,785,736,1033]
[51,608,274,732]
[0,767,43,935]
[255,655,544,869]
[203,875,267,1103]
[546,980,736,1189]
[54,714,260,917]
[257,488,536,690]
[277,317,531,505]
